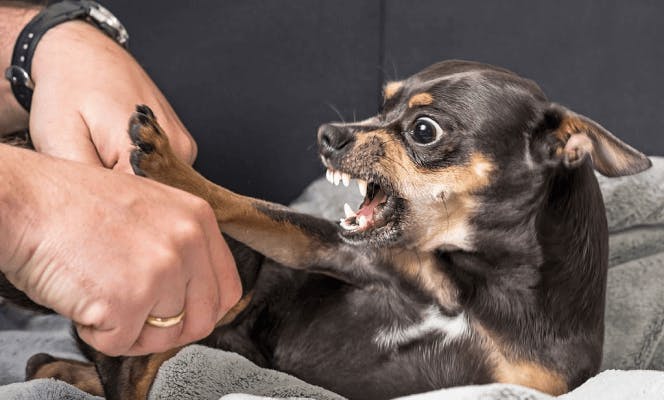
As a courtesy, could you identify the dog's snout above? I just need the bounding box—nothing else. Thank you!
[318,124,353,157]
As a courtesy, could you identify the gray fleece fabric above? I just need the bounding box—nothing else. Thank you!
[1,157,663,399]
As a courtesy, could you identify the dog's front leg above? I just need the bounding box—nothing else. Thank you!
[128,106,378,285]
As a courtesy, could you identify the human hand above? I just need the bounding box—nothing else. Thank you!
[0,145,241,356]
[26,20,197,171]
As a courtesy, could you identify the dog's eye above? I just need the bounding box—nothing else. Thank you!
[409,117,443,145]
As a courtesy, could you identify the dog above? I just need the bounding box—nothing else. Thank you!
[4,60,652,399]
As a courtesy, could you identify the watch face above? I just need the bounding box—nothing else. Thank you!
[88,2,129,46]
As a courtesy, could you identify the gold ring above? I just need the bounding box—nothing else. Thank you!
[145,310,185,328]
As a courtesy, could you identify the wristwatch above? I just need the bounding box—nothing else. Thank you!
[4,0,129,112]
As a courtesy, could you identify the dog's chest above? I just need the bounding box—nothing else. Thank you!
[269,281,484,398]
[373,304,470,350]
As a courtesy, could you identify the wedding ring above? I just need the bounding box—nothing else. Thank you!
[145,310,185,328]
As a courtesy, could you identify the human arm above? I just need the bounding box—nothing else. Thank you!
[0,1,196,171]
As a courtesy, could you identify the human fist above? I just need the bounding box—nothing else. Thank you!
[0,145,241,356]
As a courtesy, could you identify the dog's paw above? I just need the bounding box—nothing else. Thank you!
[129,104,171,177]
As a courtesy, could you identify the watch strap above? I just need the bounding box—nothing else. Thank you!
[5,1,128,112]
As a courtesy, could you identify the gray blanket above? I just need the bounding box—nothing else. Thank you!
[1,157,663,399]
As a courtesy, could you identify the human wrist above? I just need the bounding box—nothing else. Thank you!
[0,4,41,133]
[30,19,119,85]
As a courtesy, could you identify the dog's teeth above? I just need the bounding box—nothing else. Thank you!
[326,169,334,184]
[342,173,350,187]
[333,171,341,186]
[358,179,367,197]
[344,203,356,218]
[358,215,368,229]
[340,219,356,231]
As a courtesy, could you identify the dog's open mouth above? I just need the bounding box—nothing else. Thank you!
[325,168,396,234]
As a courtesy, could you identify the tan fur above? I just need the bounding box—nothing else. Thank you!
[494,361,568,396]
[387,250,460,309]
[30,360,104,396]
[132,116,330,270]
[355,129,493,199]
[353,129,494,250]
[407,93,434,108]
[217,290,254,326]
[554,113,649,176]
[383,81,403,100]
[474,324,568,396]
[134,349,181,399]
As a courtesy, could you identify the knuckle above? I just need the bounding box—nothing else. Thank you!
[151,246,183,272]
[188,196,213,219]
[171,216,203,246]
[187,137,198,163]
[177,135,198,164]
[78,300,113,327]
[136,247,183,295]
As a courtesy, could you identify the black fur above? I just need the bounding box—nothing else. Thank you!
[2,61,651,400]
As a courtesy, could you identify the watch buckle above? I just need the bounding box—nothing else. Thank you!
[4,65,35,90]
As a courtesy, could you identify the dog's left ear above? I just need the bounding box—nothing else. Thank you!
[540,103,651,177]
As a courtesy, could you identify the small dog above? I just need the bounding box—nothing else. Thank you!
[11,60,652,399]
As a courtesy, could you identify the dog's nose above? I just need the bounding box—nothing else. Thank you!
[318,124,353,157]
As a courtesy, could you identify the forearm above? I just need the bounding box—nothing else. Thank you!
[0,2,42,134]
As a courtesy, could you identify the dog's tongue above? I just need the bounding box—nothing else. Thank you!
[357,189,388,220]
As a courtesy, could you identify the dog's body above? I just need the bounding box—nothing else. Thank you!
[2,60,651,400]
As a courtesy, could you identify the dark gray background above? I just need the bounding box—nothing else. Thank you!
[102,0,664,203]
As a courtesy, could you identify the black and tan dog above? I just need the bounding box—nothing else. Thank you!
[5,60,652,399]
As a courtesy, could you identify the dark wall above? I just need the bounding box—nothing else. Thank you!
[103,1,663,203]
[382,0,664,161]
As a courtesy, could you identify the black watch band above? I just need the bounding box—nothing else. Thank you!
[4,0,129,112]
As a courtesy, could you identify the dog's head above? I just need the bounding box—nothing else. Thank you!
[318,60,651,249]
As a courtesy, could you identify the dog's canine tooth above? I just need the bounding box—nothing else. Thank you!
[344,203,356,218]
[358,179,367,197]
[339,219,356,230]
[326,169,334,184]
[358,215,368,229]
[342,173,350,187]
[334,171,342,185]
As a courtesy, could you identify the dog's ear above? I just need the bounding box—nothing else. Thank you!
[539,103,651,177]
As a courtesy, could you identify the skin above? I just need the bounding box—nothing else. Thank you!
[0,3,241,356]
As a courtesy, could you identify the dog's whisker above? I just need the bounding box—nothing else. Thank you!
[326,103,346,123]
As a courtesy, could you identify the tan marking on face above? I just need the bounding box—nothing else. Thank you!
[411,195,477,251]
[383,81,403,100]
[350,130,495,251]
[474,323,568,396]
[408,92,434,108]
[387,250,460,309]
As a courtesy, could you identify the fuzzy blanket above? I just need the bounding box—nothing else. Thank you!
[1,157,663,399]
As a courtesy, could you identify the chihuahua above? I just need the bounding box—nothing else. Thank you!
[15,60,651,400]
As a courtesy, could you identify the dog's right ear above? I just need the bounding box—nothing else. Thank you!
[536,104,651,177]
